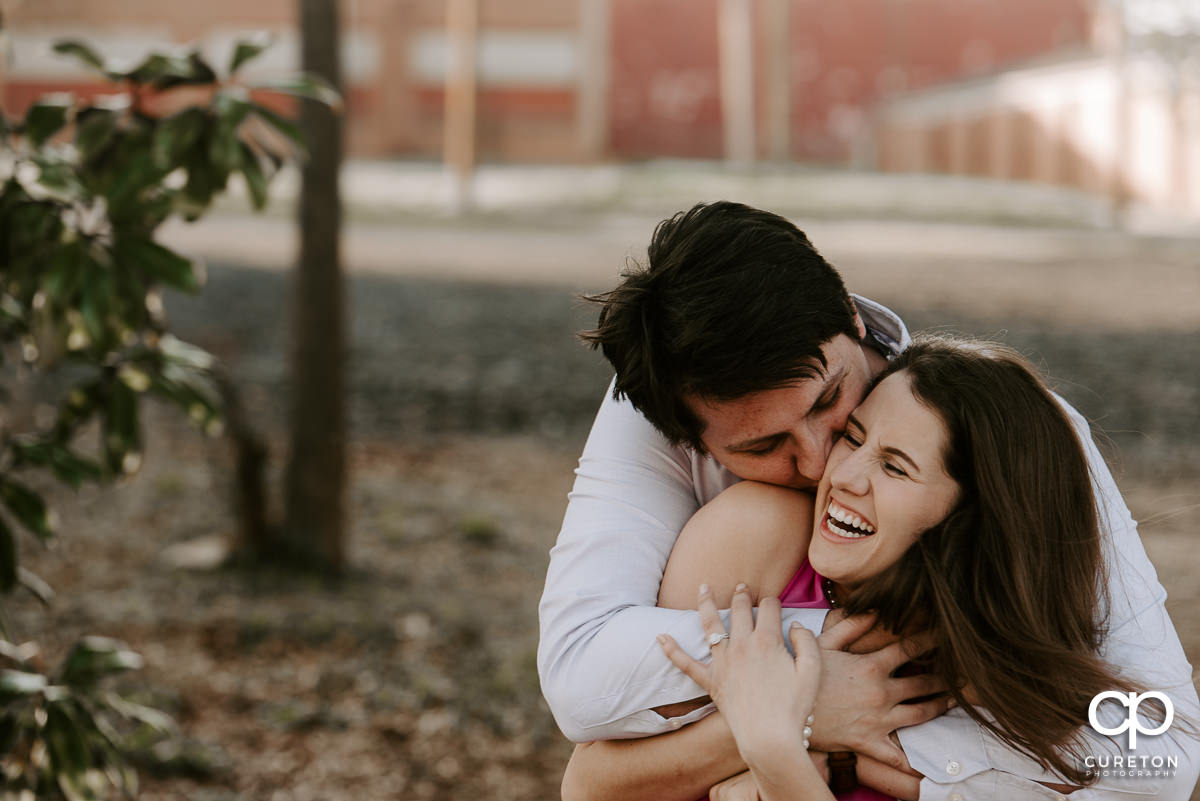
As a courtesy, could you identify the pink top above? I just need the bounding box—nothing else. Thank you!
[777,559,895,801]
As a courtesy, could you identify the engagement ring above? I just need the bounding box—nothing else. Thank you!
[708,632,730,647]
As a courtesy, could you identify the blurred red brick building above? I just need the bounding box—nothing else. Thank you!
[6,0,1196,215]
[2,0,1092,163]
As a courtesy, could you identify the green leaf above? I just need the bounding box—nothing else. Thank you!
[17,567,55,606]
[103,379,140,474]
[239,142,269,210]
[11,439,103,489]
[0,479,54,540]
[52,40,109,75]
[59,637,143,687]
[152,107,208,168]
[251,73,343,111]
[23,95,73,147]
[229,34,273,75]
[45,702,90,782]
[159,334,215,370]
[0,517,16,592]
[103,693,175,734]
[0,668,47,701]
[75,107,119,161]
[0,713,20,756]
[123,50,217,91]
[79,265,114,351]
[103,147,166,220]
[209,92,252,172]
[113,235,200,292]
[43,240,87,305]
[122,52,192,86]
[251,102,305,151]
[33,154,80,194]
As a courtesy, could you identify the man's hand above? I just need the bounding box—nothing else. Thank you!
[707,770,758,801]
[810,613,952,770]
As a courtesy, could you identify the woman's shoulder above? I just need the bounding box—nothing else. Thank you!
[659,481,815,608]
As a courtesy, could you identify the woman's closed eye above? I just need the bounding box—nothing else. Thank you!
[883,461,909,477]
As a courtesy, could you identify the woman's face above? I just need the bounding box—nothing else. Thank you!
[809,370,960,590]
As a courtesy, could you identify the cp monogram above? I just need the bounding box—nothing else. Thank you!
[1088,691,1174,749]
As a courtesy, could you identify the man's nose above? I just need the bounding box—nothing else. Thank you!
[792,427,836,484]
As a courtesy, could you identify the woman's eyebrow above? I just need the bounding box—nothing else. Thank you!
[882,446,921,475]
[846,413,921,474]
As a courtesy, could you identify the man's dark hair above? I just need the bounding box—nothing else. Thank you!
[580,201,860,451]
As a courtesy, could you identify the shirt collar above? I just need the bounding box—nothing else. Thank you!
[851,293,910,359]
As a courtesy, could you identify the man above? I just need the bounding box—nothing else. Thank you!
[537,202,1199,799]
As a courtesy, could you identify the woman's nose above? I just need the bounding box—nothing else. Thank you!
[828,446,870,496]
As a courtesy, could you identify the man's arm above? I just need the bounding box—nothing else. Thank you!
[561,713,745,801]
[537,384,830,741]
[895,400,1200,800]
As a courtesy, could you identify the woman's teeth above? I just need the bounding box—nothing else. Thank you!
[827,502,875,538]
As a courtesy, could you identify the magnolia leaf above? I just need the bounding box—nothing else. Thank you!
[239,142,269,210]
[152,107,208,168]
[59,637,144,688]
[251,102,305,147]
[0,478,54,540]
[23,95,73,147]
[104,693,176,734]
[42,240,87,305]
[46,702,91,782]
[114,235,200,292]
[79,266,114,350]
[209,92,252,172]
[52,40,110,76]
[17,567,55,606]
[122,52,192,86]
[229,34,273,75]
[75,107,119,161]
[0,516,15,592]
[251,73,343,112]
[103,380,140,474]
[0,668,47,700]
[158,334,215,370]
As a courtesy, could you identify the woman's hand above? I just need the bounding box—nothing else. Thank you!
[658,583,821,766]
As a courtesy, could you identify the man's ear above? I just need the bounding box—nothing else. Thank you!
[849,298,867,340]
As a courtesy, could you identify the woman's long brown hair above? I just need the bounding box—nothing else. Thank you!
[841,335,1142,786]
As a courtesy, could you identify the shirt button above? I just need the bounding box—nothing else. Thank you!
[946,760,962,776]
[668,719,682,730]
[948,793,964,801]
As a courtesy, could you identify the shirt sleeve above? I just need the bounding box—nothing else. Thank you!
[897,399,1200,800]
[537,383,829,742]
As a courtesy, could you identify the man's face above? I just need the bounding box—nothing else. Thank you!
[687,333,885,489]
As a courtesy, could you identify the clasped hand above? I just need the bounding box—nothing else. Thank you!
[658,583,821,767]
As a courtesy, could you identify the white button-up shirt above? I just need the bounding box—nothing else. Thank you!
[537,296,1200,799]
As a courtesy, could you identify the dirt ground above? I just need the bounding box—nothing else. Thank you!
[6,209,1199,800]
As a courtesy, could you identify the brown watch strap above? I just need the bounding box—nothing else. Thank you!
[827,751,859,794]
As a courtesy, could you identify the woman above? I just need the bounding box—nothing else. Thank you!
[563,335,1157,801]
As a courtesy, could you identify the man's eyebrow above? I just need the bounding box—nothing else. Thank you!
[847,413,921,474]
[726,366,846,451]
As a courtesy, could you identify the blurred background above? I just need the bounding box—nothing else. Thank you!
[1,1,1197,799]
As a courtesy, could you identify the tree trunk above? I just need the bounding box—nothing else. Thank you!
[285,0,346,572]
